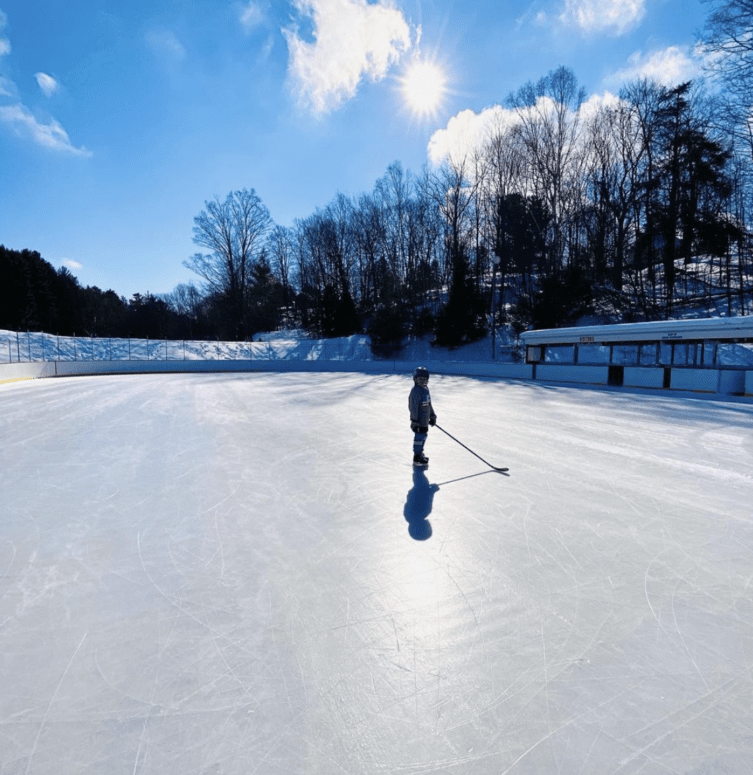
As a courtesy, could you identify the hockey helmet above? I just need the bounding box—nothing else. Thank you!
[413,366,429,384]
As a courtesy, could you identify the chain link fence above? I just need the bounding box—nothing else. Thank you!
[0,331,375,364]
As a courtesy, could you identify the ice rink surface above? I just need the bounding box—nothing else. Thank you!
[2,371,753,775]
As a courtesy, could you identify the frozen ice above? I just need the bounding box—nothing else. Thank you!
[1,372,753,774]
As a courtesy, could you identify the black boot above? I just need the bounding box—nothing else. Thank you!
[413,452,429,466]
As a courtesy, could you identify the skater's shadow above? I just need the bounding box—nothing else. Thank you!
[403,468,439,541]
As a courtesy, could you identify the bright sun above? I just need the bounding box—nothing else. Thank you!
[401,61,446,117]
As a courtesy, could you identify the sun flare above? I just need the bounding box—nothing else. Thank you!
[401,60,446,117]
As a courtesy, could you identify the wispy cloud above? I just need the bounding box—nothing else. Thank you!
[239,0,266,32]
[0,10,89,155]
[1,10,14,96]
[35,72,59,97]
[283,0,413,115]
[0,8,10,57]
[238,0,275,61]
[63,259,83,270]
[560,0,646,36]
[0,74,15,97]
[607,45,703,88]
[0,104,91,156]
[145,29,187,61]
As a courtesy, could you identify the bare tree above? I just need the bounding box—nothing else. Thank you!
[353,190,388,309]
[165,282,202,317]
[701,0,753,163]
[323,192,359,300]
[480,123,527,320]
[420,157,489,345]
[373,163,407,280]
[420,156,477,275]
[701,0,753,93]
[506,66,587,274]
[184,189,272,339]
[583,98,645,292]
[267,225,295,312]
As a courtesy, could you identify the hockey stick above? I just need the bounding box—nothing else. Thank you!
[434,424,509,473]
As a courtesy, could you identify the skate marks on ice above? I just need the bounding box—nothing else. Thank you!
[1,373,753,773]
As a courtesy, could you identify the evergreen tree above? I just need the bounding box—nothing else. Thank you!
[653,83,736,315]
[434,245,486,347]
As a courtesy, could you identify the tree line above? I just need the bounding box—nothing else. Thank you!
[174,77,753,351]
[4,1,752,350]
[0,245,190,339]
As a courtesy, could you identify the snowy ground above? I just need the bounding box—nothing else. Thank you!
[1,372,753,774]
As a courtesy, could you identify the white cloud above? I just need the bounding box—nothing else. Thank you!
[428,90,621,167]
[428,105,518,166]
[0,104,91,156]
[63,259,83,270]
[607,45,703,88]
[579,90,620,120]
[560,0,646,36]
[35,72,59,97]
[283,0,413,115]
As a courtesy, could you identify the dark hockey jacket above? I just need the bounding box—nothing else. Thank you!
[408,384,436,428]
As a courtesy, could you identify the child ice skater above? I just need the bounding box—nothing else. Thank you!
[408,366,437,467]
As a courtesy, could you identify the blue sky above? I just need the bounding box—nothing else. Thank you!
[0,0,709,299]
